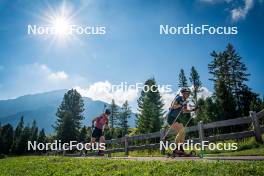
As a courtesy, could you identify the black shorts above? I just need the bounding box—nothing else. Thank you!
[167,109,182,125]
[92,127,103,141]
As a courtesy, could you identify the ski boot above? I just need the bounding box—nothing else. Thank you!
[169,146,197,158]
[98,150,105,156]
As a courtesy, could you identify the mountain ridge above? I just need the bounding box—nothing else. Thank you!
[0,89,136,133]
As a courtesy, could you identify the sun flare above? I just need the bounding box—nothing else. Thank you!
[53,16,70,36]
[36,2,81,47]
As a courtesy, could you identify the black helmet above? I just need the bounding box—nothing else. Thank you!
[105,109,111,115]
[180,87,191,94]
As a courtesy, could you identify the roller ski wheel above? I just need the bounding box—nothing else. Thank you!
[198,151,205,158]
[166,152,172,158]
[97,150,105,156]
[161,128,169,140]
[184,150,197,157]
[166,150,181,158]
[170,150,197,157]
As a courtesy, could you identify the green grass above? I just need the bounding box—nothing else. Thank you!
[205,136,264,156]
[111,144,264,158]
[111,149,163,157]
[207,146,264,156]
[110,135,264,157]
[0,156,264,176]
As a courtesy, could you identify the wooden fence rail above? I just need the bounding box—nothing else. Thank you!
[63,110,264,157]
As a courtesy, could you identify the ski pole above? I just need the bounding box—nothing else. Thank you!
[184,116,193,128]
[162,97,195,140]
[103,104,107,112]
[184,106,198,128]
[162,107,184,140]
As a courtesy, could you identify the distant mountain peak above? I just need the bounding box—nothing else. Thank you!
[0,89,135,133]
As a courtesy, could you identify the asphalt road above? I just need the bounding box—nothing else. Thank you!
[97,156,264,161]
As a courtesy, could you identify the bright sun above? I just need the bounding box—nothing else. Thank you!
[39,2,79,46]
[53,16,70,36]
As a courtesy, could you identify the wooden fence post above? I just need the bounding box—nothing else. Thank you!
[198,121,204,143]
[108,139,112,157]
[124,135,129,156]
[198,121,205,157]
[160,129,165,155]
[250,111,263,143]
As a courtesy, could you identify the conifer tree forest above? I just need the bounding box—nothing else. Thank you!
[1,43,264,155]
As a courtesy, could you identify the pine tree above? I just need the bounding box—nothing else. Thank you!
[250,97,264,113]
[225,43,250,114]
[30,120,38,142]
[208,43,253,118]
[0,125,3,154]
[239,86,258,116]
[16,125,31,154]
[189,66,202,103]
[54,89,84,142]
[196,97,223,123]
[136,78,164,133]
[178,69,188,88]
[79,125,88,142]
[109,99,118,128]
[0,124,14,154]
[14,117,24,141]
[37,129,46,144]
[12,117,24,153]
[117,101,131,136]
[215,80,237,119]
[136,97,152,133]
[37,129,46,153]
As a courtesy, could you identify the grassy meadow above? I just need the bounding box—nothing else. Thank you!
[0,156,264,176]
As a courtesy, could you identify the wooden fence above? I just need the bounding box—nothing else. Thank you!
[63,110,264,157]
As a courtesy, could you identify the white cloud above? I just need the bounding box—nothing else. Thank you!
[197,87,213,99]
[32,63,69,81]
[0,63,86,99]
[75,81,138,106]
[231,0,254,21]
[48,71,68,80]
[200,0,254,22]
[76,81,213,112]
[160,86,213,110]
[160,91,176,111]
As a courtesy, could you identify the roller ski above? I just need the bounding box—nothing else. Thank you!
[166,146,197,158]
[166,150,205,158]
[172,150,197,157]
[97,150,105,156]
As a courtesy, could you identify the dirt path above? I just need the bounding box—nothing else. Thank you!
[84,156,264,161]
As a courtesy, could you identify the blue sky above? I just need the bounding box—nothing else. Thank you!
[0,0,263,110]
